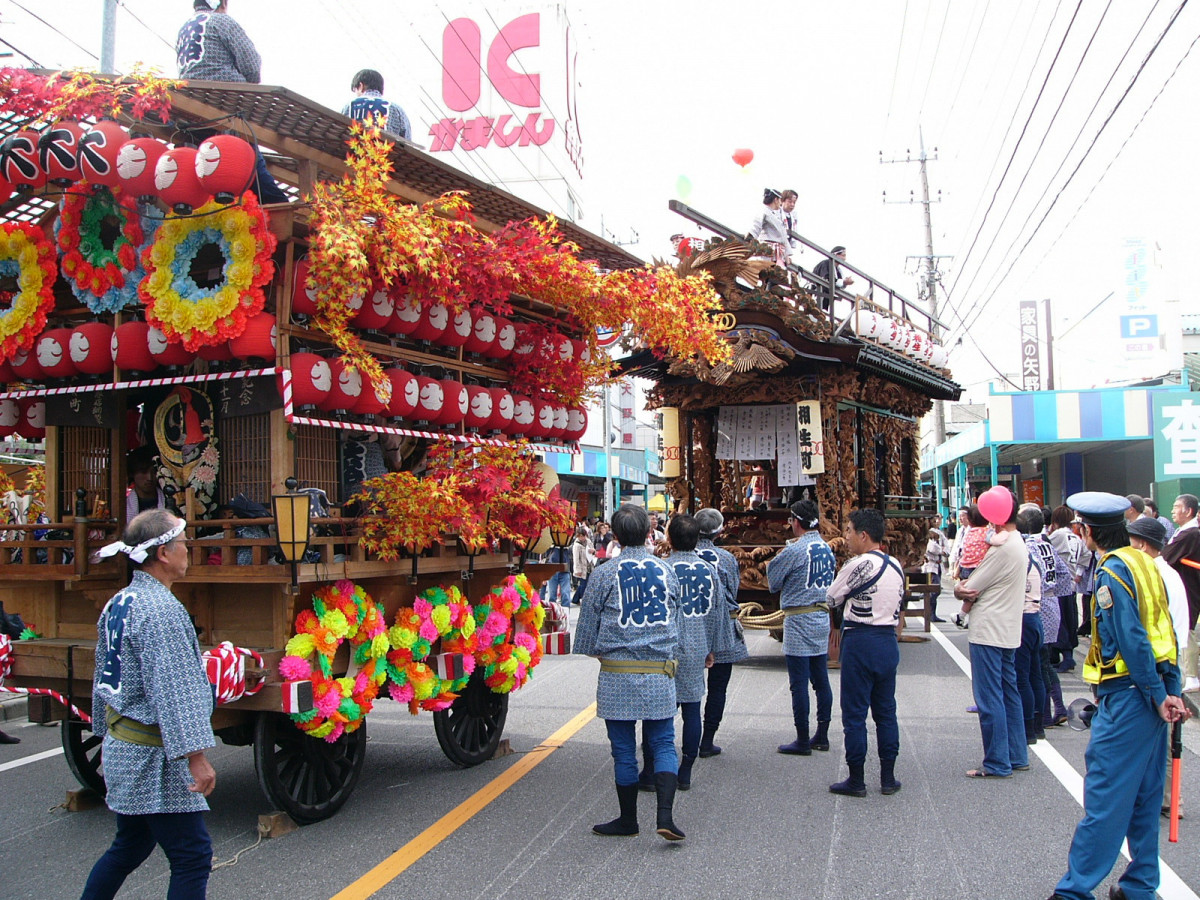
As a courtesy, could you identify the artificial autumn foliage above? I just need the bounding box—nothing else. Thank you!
[0,68,176,125]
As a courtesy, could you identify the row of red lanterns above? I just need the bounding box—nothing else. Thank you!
[0,397,45,440]
[282,352,587,441]
[0,120,258,213]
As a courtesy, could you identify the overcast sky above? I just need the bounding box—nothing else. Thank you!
[5,0,1199,402]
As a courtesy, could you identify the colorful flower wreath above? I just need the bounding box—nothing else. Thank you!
[0,222,57,364]
[139,192,277,351]
[384,584,478,714]
[278,580,388,742]
[476,574,545,695]
[55,184,157,313]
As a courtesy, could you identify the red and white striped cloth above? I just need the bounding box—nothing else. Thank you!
[201,642,267,705]
[0,633,93,722]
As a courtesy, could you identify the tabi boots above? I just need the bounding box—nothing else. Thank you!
[778,726,812,756]
[677,754,696,791]
[593,782,639,836]
[654,771,686,841]
[830,762,868,798]
[810,720,831,751]
[697,724,721,758]
[881,758,902,796]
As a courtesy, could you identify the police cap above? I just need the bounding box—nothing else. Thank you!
[1126,516,1166,549]
[1066,491,1131,527]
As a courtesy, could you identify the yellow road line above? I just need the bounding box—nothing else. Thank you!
[330,702,598,900]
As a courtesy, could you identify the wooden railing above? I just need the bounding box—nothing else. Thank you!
[0,519,121,581]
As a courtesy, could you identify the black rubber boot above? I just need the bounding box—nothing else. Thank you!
[677,754,696,791]
[654,772,685,841]
[830,762,867,798]
[637,735,655,792]
[881,758,901,795]
[1026,718,1039,745]
[697,725,721,758]
[593,782,639,836]
[811,720,830,751]
[778,726,811,755]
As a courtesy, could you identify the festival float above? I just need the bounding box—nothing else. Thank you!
[0,70,727,822]
[621,202,962,650]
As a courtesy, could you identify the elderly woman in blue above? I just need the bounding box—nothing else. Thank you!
[574,504,686,841]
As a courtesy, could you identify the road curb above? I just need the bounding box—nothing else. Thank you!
[0,694,27,722]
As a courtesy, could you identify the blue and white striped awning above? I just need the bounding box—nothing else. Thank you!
[987,385,1188,443]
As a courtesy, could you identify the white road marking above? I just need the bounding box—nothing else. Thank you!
[929,625,1199,900]
[0,747,63,773]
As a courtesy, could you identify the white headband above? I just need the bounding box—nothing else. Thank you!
[93,520,185,564]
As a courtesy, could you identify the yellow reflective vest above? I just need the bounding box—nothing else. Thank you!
[1082,546,1177,685]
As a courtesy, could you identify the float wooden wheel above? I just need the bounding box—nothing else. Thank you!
[61,718,105,796]
[433,670,508,767]
[253,712,366,824]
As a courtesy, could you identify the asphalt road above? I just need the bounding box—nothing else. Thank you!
[4,618,1200,900]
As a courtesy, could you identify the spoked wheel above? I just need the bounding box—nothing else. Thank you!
[433,670,509,767]
[62,718,106,796]
[252,713,367,824]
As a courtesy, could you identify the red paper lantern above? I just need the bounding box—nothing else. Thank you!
[318,359,363,412]
[486,317,515,361]
[354,282,394,331]
[0,359,14,384]
[513,323,537,357]
[77,121,128,187]
[116,138,167,200]
[10,346,43,382]
[148,326,195,368]
[198,341,233,362]
[531,398,556,439]
[487,388,514,432]
[413,376,443,422]
[1,129,46,192]
[228,311,277,361]
[16,399,44,440]
[464,309,498,355]
[388,293,423,336]
[410,302,449,343]
[280,352,331,408]
[552,335,574,363]
[36,329,77,379]
[352,384,386,416]
[385,368,419,419]
[435,379,467,426]
[195,135,256,204]
[563,407,588,442]
[438,308,472,348]
[113,321,158,373]
[0,174,11,206]
[69,323,115,376]
[39,121,85,186]
[156,147,211,215]
[551,405,569,440]
[570,339,587,363]
[291,259,319,317]
[0,399,18,434]
[511,394,536,435]
[464,385,493,430]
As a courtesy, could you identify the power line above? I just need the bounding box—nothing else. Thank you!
[0,35,42,68]
[880,0,909,145]
[117,0,176,53]
[5,0,99,61]
[935,0,991,138]
[955,0,1192,338]
[917,0,953,117]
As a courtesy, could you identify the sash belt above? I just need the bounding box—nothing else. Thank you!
[106,706,163,747]
[782,604,829,616]
[599,659,678,678]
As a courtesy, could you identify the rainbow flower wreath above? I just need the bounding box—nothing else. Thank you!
[384,584,478,714]
[139,192,276,351]
[55,183,157,313]
[279,580,388,741]
[476,574,545,695]
[0,222,57,363]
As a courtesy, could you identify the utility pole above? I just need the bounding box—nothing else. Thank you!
[100,0,118,75]
[881,127,949,445]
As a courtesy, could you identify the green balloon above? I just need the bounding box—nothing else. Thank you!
[675,175,693,201]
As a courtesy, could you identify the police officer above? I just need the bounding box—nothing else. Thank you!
[1049,492,1187,900]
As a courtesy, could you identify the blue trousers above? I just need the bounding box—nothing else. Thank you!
[970,642,1028,775]
[543,570,570,605]
[81,811,211,900]
[608,718,676,786]
[839,626,900,766]
[679,701,701,758]
[703,662,733,730]
[1055,687,1168,900]
[1015,613,1045,734]
[785,653,833,734]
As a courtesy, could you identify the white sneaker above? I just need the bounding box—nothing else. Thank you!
[1184,677,1200,694]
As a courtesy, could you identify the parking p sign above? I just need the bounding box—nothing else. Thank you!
[1120,315,1158,339]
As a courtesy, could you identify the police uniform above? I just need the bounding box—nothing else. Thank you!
[1052,493,1182,900]
[696,534,748,756]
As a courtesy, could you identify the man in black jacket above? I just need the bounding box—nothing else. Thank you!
[1163,493,1200,693]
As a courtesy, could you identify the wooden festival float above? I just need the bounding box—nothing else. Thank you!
[0,71,727,822]
[620,202,962,646]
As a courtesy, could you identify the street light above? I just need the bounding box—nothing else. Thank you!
[272,476,310,593]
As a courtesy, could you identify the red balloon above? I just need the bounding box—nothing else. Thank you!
[113,321,158,373]
[16,398,45,440]
[1,130,46,191]
[732,147,754,167]
[978,486,1014,526]
[413,376,443,422]
[195,135,256,204]
[36,328,77,379]
[39,121,85,186]
[78,121,128,187]
[385,367,419,419]
[291,258,319,317]
[486,316,515,360]
[464,385,493,430]
[563,407,588,442]
[228,311,277,361]
[487,387,514,432]
[148,326,195,368]
[437,307,473,348]
[156,147,211,214]
[319,359,363,412]
[69,323,115,376]
[435,379,467,426]
[463,309,498,356]
[116,138,167,200]
[10,346,44,382]
[388,293,423,336]
[353,282,393,331]
[280,352,332,408]
[510,394,536,435]
[410,302,449,343]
